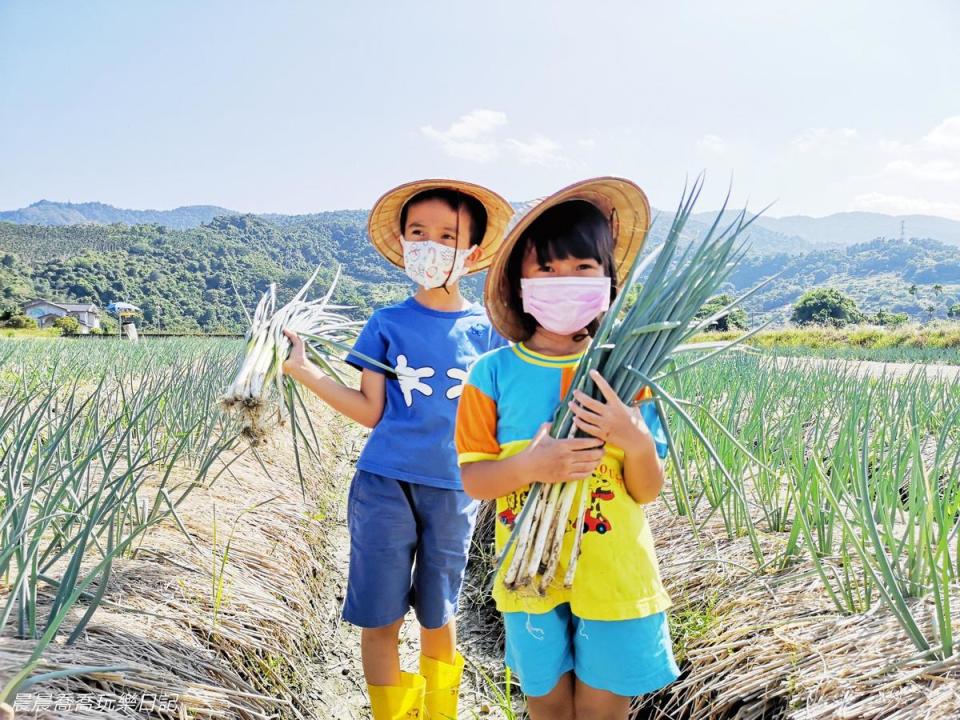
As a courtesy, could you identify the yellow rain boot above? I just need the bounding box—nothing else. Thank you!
[368,672,426,719]
[420,652,464,719]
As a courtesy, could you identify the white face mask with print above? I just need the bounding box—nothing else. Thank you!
[401,238,474,289]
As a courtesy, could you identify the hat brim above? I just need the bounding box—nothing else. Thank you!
[485,177,651,343]
[368,179,514,274]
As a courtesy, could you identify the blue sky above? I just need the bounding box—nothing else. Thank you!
[2,0,959,218]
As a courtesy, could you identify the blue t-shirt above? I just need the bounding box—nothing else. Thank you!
[345,296,508,490]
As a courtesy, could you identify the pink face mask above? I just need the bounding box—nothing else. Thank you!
[520,276,612,335]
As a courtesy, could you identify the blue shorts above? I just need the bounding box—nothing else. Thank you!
[342,470,479,629]
[504,604,680,698]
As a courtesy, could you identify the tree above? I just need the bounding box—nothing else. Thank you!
[3,314,37,329]
[790,288,864,327]
[872,308,908,327]
[948,303,960,319]
[53,315,81,335]
[908,283,918,297]
[695,294,748,331]
[933,284,944,297]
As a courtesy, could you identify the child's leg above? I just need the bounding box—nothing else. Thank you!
[361,618,405,685]
[342,471,419,686]
[503,608,576,718]
[409,485,477,717]
[572,678,630,720]
[525,671,575,720]
[420,618,456,663]
[409,485,478,634]
[570,610,680,717]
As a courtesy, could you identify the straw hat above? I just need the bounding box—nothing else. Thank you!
[485,176,651,342]
[367,179,514,273]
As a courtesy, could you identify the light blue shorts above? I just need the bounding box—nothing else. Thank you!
[504,604,680,698]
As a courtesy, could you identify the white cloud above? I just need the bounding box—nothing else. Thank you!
[505,135,565,166]
[421,110,567,166]
[578,138,597,149]
[419,109,507,162]
[923,116,960,150]
[697,134,726,153]
[780,117,960,219]
[441,109,507,140]
[850,192,960,220]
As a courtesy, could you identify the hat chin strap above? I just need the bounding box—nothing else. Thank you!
[438,190,462,293]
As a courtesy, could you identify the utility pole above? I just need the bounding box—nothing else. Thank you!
[900,220,905,242]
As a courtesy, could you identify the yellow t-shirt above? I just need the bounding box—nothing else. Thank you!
[455,343,672,620]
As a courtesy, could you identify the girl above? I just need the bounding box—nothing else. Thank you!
[284,180,513,719]
[456,178,680,720]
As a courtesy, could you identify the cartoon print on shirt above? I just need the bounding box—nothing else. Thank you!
[583,487,614,534]
[499,488,529,530]
[393,354,435,407]
[500,466,619,536]
[445,367,469,400]
[581,461,618,535]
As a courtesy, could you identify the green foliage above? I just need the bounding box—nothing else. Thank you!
[948,303,960,319]
[871,308,909,326]
[696,322,960,364]
[694,293,748,331]
[790,288,864,327]
[52,315,81,335]
[729,237,960,323]
[1,215,956,332]
[0,214,452,333]
[3,314,37,329]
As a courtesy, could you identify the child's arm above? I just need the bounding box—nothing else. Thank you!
[569,370,665,504]
[282,329,386,429]
[461,425,606,500]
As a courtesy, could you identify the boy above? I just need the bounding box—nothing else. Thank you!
[283,180,512,719]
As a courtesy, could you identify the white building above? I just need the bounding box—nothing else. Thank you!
[23,299,101,334]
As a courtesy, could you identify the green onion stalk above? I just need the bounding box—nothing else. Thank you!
[501,178,777,594]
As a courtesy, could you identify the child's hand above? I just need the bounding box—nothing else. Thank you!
[524,422,605,483]
[569,370,654,451]
[282,329,308,375]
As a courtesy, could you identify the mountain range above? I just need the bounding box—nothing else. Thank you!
[0,200,239,230]
[6,199,960,253]
[0,200,958,332]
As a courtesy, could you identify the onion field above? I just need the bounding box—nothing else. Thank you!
[1,337,959,719]
[0,339,243,705]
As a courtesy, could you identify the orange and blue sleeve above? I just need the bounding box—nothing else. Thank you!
[456,358,501,465]
[635,386,669,459]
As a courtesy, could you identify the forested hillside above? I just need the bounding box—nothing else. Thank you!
[1,212,958,331]
[0,215,431,332]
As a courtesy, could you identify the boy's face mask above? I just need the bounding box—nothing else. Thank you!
[520,276,611,335]
[401,238,474,289]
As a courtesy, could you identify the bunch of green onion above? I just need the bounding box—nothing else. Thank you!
[223,266,393,494]
[501,179,775,593]
[223,266,372,439]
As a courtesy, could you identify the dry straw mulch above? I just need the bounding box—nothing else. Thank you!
[1,412,356,720]
[632,503,960,720]
[463,486,960,720]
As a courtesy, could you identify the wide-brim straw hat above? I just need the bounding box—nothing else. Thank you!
[368,179,514,274]
[486,176,651,342]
